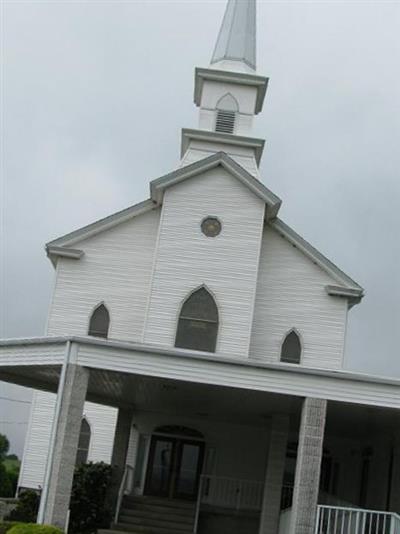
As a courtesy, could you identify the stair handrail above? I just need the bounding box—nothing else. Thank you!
[114,464,134,524]
[193,474,205,534]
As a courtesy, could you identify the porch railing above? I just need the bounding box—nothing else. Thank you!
[114,464,134,524]
[194,475,263,533]
[198,474,264,511]
[315,505,400,534]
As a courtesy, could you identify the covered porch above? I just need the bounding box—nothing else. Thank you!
[1,336,400,534]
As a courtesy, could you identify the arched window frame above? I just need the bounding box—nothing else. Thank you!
[87,302,111,339]
[76,416,91,466]
[216,93,239,112]
[280,328,302,365]
[174,285,219,353]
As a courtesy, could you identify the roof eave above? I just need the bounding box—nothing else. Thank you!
[46,245,84,267]
[325,285,364,308]
[46,199,156,251]
[181,128,265,166]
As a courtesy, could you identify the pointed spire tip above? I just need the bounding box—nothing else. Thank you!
[211,0,256,71]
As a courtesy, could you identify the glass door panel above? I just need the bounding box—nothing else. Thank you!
[145,438,174,497]
[175,441,204,500]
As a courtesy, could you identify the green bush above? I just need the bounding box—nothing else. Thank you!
[0,522,19,534]
[7,525,63,534]
[6,491,40,523]
[68,462,112,534]
[0,463,13,497]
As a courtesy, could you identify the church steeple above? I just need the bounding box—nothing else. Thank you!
[211,0,256,73]
[180,0,268,177]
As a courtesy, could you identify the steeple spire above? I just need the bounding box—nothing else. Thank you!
[182,0,268,175]
[211,0,256,72]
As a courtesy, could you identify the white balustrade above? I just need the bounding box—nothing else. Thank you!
[199,474,263,511]
[315,505,400,534]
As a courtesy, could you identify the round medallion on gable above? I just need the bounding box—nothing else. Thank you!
[201,217,222,237]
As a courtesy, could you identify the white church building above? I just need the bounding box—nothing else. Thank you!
[2,1,400,533]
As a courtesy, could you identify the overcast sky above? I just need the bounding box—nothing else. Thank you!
[1,0,399,456]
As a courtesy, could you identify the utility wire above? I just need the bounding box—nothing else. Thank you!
[0,396,31,405]
[0,421,28,425]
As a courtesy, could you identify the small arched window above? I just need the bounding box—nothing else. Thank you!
[280,330,302,364]
[88,303,110,338]
[175,287,218,353]
[76,418,91,466]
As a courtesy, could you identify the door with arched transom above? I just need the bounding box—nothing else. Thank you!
[144,426,205,500]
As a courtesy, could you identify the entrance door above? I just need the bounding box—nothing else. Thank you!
[145,435,204,500]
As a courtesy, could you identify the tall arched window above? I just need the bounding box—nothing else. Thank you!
[175,287,218,353]
[88,303,110,338]
[76,418,91,466]
[280,330,302,364]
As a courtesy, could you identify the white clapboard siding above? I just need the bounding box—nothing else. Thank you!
[47,208,160,341]
[250,226,348,369]
[144,167,265,358]
[181,138,260,177]
[22,209,159,490]
[18,391,56,490]
[19,390,117,490]
[181,147,259,177]
[83,402,118,464]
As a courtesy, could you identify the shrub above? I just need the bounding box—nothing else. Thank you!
[6,492,40,523]
[68,462,112,534]
[0,522,19,534]
[0,463,13,497]
[7,525,63,534]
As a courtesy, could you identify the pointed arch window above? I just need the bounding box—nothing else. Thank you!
[76,417,91,466]
[280,330,302,364]
[175,287,218,353]
[88,303,110,338]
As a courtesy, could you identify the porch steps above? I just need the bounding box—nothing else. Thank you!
[102,496,196,534]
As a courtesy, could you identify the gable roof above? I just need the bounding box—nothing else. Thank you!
[45,153,363,305]
[150,152,281,217]
[46,152,281,260]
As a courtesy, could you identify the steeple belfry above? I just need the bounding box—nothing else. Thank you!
[180,0,268,178]
[211,0,256,73]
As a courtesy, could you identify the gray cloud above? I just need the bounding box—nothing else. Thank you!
[1,0,399,455]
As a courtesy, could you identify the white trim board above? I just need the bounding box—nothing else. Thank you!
[0,336,399,410]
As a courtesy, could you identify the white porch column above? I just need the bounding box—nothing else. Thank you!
[259,415,289,534]
[109,408,134,510]
[290,397,327,534]
[43,364,89,529]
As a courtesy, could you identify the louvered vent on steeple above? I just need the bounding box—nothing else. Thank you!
[215,109,236,134]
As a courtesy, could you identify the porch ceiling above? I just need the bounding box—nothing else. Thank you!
[326,400,400,440]
[88,367,303,426]
[0,365,61,393]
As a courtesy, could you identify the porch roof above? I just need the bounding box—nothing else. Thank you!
[1,336,400,412]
